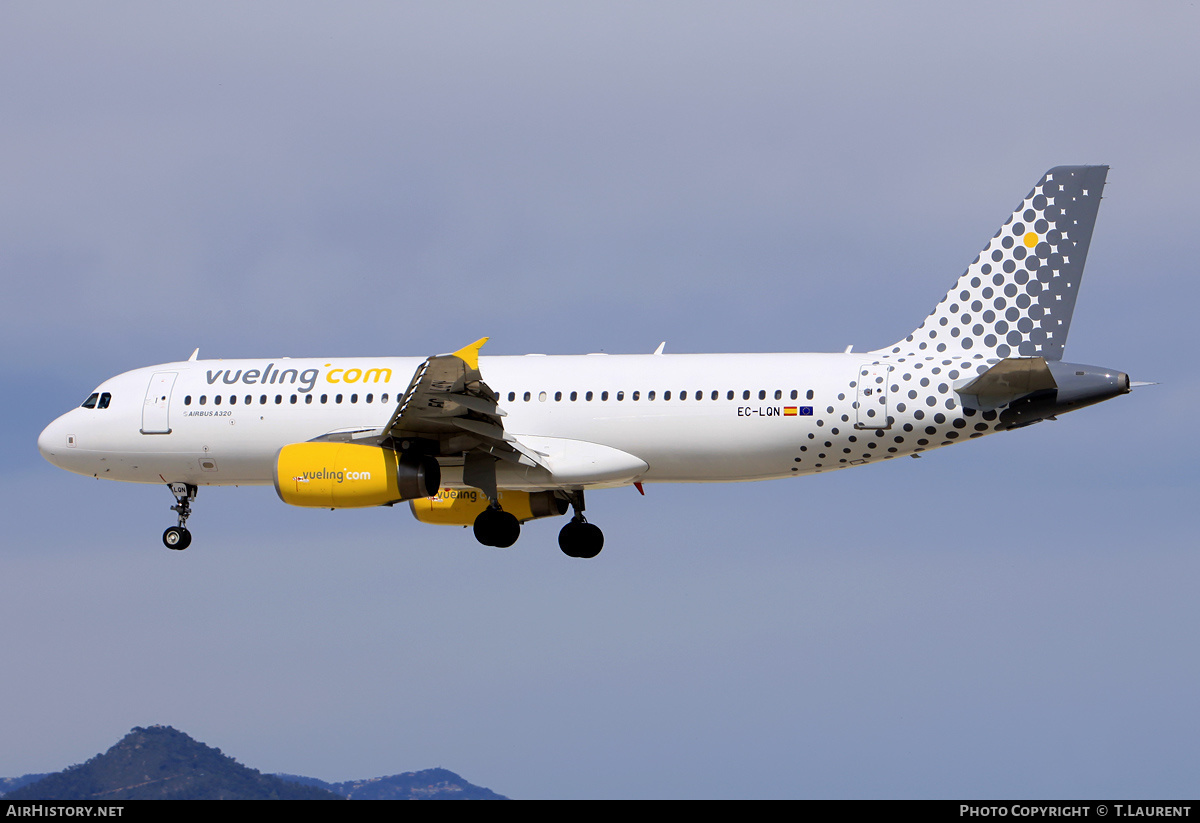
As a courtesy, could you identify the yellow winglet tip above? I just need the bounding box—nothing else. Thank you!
[452,337,489,370]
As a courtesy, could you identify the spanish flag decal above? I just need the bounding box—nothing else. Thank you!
[784,407,798,416]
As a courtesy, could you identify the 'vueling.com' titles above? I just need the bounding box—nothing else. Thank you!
[204,364,393,394]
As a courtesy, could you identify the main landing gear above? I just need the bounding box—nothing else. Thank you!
[470,490,605,558]
[162,482,196,550]
[473,505,521,548]
[558,517,603,559]
[557,492,603,559]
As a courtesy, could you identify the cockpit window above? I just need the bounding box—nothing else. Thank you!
[81,393,99,409]
[96,392,112,409]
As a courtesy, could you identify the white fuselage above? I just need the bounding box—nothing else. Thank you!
[38,351,1004,491]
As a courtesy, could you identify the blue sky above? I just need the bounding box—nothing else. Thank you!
[2,3,1197,798]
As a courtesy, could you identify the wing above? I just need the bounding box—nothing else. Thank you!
[382,339,545,499]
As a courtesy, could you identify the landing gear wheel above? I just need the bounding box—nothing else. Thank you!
[164,482,197,551]
[558,518,604,559]
[163,526,191,551]
[473,508,521,548]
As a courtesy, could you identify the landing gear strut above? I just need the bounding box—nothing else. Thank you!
[558,491,603,559]
[473,504,521,548]
[162,483,196,550]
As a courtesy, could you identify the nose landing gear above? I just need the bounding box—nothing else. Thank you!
[162,483,196,550]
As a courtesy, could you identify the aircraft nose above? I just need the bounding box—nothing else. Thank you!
[38,414,70,466]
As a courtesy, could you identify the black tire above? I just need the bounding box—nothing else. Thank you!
[491,511,520,548]
[473,509,521,549]
[473,510,497,546]
[163,526,191,551]
[559,520,603,558]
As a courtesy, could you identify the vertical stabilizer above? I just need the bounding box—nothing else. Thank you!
[875,166,1108,361]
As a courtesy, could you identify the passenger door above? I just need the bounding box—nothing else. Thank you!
[141,372,177,434]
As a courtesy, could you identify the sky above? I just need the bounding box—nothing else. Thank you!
[2,2,1197,799]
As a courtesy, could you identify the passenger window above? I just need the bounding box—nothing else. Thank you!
[538,391,547,402]
[97,392,112,409]
[199,396,207,406]
[351,394,358,403]
[727,391,734,400]
[336,394,343,404]
[570,391,578,401]
[381,394,389,403]
[290,395,298,404]
[807,389,814,400]
[632,391,640,401]
[245,395,252,405]
[774,390,782,400]
[260,395,267,404]
[305,394,313,404]
[555,391,562,401]
[275,395,283,404]
[586,391,593,401]
[664,391,671,400]
[321,394,328,404]
[680,391,687,401]
[184,395,192,406]
[214,395,222,406]
[743,390,750,400]
[229,395,237,405]
[81,393,99,409]
[758,390,766,400]
[601,391,609,401]
[616,391,624,401]
[711,390,718,400]
[508,392,516,402]
[791,390,798,400]
[524,391,531,402]
[366,393,373,403]
[648,391,656,400]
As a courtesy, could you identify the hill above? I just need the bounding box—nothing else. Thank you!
[3,726,507,800]
[5,726,340,801]
[278,768,506,799]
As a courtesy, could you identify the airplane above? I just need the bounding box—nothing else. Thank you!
[39,165,1135,558]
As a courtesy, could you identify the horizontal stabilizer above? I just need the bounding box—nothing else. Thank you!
[955,357,1056,411]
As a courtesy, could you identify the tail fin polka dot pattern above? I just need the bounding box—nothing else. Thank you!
[876,166,1108,362]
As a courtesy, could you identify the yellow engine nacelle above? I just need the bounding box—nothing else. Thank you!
[274,442,440,508]
[409,488,567,525]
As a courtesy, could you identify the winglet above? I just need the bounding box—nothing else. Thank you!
[452,337,489,371]
[188,348,200,361]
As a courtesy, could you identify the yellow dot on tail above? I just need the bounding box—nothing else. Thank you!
[1024,232,1038,247]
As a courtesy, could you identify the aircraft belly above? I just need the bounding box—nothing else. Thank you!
[56,447,275,485]
[509,422,804,485]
